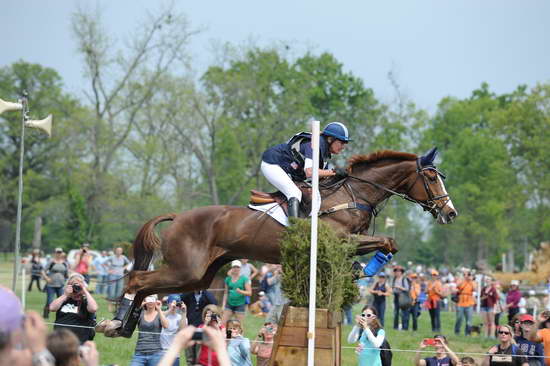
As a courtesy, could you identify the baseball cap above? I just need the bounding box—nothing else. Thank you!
[409,273,418,279]
[259,291,266,296]
[166,294,180,304]
[519,314,535,323]
[431,270,439,276]
[54,247,63,252]
[231,260,242,268]
[510,280,519,286]
[378,272,387,277]
[0,286,23,333]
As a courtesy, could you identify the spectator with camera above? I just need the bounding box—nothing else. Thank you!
[251,322,277,366]
[347,305,387,366]
[197,304,226,366]
[158,326,231,366]
[49,273,98,344]
[129,295,169,366]
[160,295,188,366]
[180,290,217,365]
[226,319,252,366]
[74,243,93,284]
[414,335,460,366]
[42,247,70,319]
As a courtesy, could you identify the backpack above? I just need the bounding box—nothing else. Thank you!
[376,329,393,366]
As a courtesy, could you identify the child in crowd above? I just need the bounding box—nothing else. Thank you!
[251,322,277,366]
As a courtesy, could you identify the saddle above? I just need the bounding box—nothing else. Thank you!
[250,183,312,217]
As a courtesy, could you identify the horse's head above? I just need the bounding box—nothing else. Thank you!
[407,147,458,224]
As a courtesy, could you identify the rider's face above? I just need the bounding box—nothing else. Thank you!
[329,139,346,154]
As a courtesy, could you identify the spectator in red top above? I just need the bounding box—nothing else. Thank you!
[74,243,92,284]
[506,280,522,323]
[481,277,499,338]
[197,304,225,366]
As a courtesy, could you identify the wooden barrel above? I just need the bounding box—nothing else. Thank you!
[269,305,341,366]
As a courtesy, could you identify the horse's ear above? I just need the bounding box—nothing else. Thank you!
[420,147,438,166]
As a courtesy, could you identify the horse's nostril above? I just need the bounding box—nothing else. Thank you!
[448,211,457,220]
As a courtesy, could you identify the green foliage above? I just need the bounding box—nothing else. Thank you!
[66,182,91,246]
[280,219,357,312]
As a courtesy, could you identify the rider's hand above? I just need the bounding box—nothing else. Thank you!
[333,167,348,177]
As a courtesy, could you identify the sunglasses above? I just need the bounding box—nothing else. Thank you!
[498,331,511,335]
[361,313,375,318]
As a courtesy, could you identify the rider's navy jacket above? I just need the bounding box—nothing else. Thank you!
[262,132,331,181]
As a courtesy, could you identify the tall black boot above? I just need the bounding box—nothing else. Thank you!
[288,197,300,218]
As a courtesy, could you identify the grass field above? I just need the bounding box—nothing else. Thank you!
[0,259,495,365]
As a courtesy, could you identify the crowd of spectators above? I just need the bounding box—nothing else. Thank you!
[16,247,550,366]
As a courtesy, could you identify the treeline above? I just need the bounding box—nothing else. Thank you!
[0,7,548,268]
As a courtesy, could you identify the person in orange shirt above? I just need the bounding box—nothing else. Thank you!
[404,273,422,332]
[454,272,476,336]
[527,310,550,366]
[427,270,444,333]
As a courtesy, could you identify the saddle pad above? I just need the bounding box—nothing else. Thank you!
[248,202,289,227]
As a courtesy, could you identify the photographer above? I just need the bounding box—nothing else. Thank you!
[130,295,169,366]
[251,322,277,366]
[226,319,252,366]
[74,243,92,284]
[49,273,98,344]
[160,295,188,366]
[197,305,225,366]
[414,335,460,366]
[158,326,231,366]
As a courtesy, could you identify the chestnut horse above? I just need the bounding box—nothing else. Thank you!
[111,148,457,337]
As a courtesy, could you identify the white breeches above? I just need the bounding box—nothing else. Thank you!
[260,161,302,201]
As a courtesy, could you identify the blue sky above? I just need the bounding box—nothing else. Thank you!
[1,0,549,111]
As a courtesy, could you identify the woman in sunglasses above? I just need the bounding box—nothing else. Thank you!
[347,305,386,366]
[483,324,528,366]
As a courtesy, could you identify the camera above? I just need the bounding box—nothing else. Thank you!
[72,284,82,293]
[176,301,183,308]
[226,329,232,339]
[191,328,209,342]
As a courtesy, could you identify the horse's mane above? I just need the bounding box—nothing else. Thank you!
[347,150,417,170]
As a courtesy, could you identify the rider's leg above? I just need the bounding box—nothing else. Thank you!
[261,161,302,218]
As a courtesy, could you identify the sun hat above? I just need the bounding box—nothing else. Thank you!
[431,269,439,276]
[519,314,535,323]
[231,260,242,268]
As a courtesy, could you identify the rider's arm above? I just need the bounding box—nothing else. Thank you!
[305,167,336,178]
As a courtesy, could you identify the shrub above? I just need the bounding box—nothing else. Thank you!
[280,219,358,312]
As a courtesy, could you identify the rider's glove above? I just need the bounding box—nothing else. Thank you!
[333,167,348,177]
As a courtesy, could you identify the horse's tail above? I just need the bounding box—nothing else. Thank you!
[132,213,177,271]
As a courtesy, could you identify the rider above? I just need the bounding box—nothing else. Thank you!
[260,122,351,218]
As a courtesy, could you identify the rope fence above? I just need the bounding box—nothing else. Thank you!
[41,321,549,360]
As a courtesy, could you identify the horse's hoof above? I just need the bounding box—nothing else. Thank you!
[94,319,108,333]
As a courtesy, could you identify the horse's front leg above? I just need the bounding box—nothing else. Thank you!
[351,234,399,256]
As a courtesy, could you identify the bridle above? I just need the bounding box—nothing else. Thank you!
[319,158,450,220]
